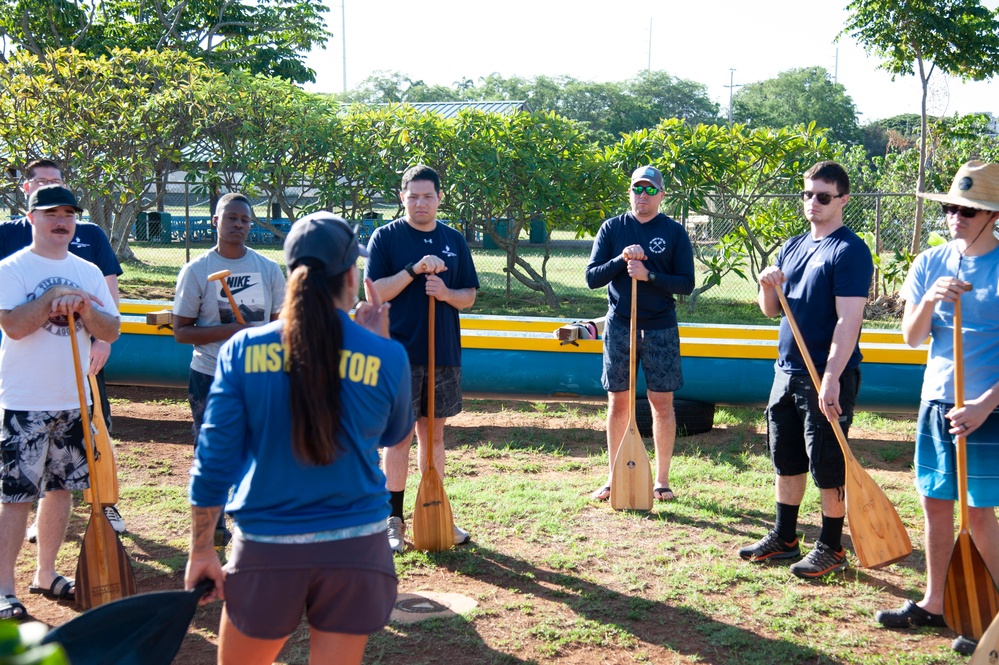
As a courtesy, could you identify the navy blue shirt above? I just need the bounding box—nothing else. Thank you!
[585,212,695,329]
[0,218,123,277]
[364,219,479,366]
[775,226,873,375]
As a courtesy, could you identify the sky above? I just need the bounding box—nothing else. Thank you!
[303,0,999,124]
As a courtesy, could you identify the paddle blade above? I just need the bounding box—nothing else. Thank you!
[844,461,912,568]
[42,580,213,665]
[610,422,653,511]
[412,466,455,552]
[944,531,999,640]
[83,376,118,506]
[76,513,136,610]
[970,609,999,665]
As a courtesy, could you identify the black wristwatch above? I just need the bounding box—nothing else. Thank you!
[648,272,657,283]
[404,262,419,279]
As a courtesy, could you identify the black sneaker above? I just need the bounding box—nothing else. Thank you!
[738,530,801,562]
[790,541,848,579]
[875,600,946,628]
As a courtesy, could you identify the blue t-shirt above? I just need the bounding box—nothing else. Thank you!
[0,218,122,277]
[775,226,873,374]
[189,312,414,536]
[900,241,999,402]
[364,219,479,366]
[585,212,695,329]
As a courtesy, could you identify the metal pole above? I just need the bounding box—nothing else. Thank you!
[184,181,191,264]
[729,69,735,123]
[647,19,652,71]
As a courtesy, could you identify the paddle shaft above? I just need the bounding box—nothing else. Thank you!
[427,296,435,468]
[954,298,969,532]
[68,321,112,588]
[208,269,245,325]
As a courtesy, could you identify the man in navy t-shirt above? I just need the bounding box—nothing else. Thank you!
[739,161,873,579]
[365,165,479,553]
[0,159,127,538]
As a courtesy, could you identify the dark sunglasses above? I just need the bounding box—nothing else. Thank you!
[801,190,843,205]
[941,204,984,218]
[632,185,660,196]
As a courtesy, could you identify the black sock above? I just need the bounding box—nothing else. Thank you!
[389,491,405,519]
[775,502,799,543]
[819,515,845,552]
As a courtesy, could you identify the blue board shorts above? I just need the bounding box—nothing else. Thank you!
[914,400,999,507]
[601,318,683,394]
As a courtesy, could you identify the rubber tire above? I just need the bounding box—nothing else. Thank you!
[635,398,715,438]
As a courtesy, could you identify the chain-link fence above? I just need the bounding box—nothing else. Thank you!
[2,183,935,323]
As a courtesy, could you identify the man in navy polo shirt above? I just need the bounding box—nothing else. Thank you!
[365,165,479,553]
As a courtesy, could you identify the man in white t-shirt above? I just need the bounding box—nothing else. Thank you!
[0,185,120,619]
[173,192,285,549]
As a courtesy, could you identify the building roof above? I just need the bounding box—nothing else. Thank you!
[402,101,531,118]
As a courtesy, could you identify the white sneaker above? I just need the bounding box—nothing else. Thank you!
[387,516,406,553]
[26,521,38,544]
[103,505,126,534]
[453,524,471,545]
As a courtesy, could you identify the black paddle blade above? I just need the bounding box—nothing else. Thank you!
[41,579,214,665]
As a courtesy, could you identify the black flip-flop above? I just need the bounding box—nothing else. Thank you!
[1,593,26,619]
[654,487,675,501]
[591,485,611,501]
[29,575,75,601]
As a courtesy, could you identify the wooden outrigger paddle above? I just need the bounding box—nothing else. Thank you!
[775,287,911,568]
[970,610,999,665]
[82,375,118,507]
[412,296,455,551]
[69,321,136,609]
[610,277,654,510]
[943,294,999,640]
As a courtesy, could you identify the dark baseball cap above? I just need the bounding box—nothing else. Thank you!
[284,212,369,276]
[630,165,665,191]
[28,185,83,213]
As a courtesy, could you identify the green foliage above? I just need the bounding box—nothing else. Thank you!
[0,621,68,665]
[733,67,862,145]
[0,0,332,83]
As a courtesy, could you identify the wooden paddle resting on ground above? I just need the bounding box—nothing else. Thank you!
[610,278,654,510]
[775,287,911,568]
[970,610,999,665]
[207,269,246,324]
[412,296,455,551]
[69,324,136,610]
[943,294,999,640]
[82,375,118,506]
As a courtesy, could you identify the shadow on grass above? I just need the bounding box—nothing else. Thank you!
[382,544,843,665]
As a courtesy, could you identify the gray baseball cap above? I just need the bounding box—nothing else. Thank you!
[630,165,665,191]
[28,185,83,213]
[284,212,369,276]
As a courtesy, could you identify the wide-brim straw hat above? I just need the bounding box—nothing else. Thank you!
[919,160,999,212]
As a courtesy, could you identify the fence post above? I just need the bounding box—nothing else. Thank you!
[184,181,191,264]
[874,194,882,299]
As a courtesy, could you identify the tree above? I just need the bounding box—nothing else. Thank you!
[843,0,999,253]
[732,67,862,145]
[0,0,332,83]
[623,70,721,127]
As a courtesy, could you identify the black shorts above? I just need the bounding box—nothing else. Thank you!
[411,365,462,419]
[223,531,398,639]
[766,368,860,489]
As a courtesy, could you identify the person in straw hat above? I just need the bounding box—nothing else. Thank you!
[875,161,999,656]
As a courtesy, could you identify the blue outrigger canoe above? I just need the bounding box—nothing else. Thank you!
[108,301,925,413]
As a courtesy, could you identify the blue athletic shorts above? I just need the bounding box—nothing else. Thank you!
[766,368,860,489]
[601,318,683,394]
[914,400,999,507]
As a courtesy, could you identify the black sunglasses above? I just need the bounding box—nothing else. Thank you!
[632,185,660,196]
[941,204,984,219]
[801,190,844,205]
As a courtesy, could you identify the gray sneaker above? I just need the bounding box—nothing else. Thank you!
[387,516,406,553]
[790,541,848,579]
[103,505,126,534]
[453,524,471,545]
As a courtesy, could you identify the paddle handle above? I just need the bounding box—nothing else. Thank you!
[629,277,638,415]
[954,297,970,531]
[68,319,111,579]
[774,287,855,463]
[427,296,435,465]
[208,270,245,325]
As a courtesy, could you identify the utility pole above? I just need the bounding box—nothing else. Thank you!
[341,1,347,93]
[725,68,743,123]
[833,47,838,84]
